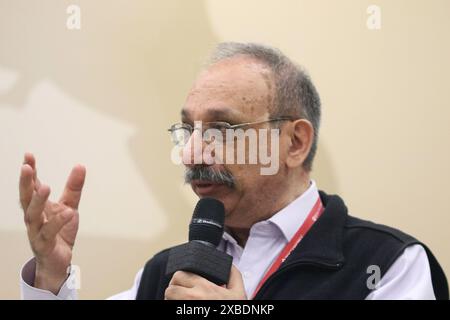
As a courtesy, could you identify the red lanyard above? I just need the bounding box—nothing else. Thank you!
[252,197,325,298]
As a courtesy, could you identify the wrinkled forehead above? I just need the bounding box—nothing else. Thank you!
[182,57,274,123]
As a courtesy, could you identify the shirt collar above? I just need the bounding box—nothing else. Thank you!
[268,180,320,242]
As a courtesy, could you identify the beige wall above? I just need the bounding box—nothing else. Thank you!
[0,0,449,299]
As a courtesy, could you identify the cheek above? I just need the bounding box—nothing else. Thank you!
[227,163,253,184]
[228,163,268,195]
[278,134,291,162]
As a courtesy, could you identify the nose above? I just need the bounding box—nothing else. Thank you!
[182,127,205,168]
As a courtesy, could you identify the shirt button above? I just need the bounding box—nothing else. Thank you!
[243,271,252,278]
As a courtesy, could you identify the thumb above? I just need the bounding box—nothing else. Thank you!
[227,264,245,291]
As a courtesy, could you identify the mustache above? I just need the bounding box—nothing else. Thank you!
[184,166,235,188]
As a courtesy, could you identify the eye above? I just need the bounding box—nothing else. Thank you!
[169,123,193,146]
[209,122,231,131]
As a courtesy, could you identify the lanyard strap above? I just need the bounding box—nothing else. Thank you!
[252,197,325,298]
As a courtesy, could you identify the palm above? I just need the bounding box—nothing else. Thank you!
[40,200,80,265]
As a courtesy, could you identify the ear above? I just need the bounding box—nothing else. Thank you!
[285,119,314,169]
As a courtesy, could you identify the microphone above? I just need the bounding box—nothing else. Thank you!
[165,198,233,286]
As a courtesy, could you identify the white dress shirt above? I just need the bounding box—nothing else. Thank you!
[20,180,436,299]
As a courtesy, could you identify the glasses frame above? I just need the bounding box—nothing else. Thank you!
[167,116,297,146]
[168,116,295,133]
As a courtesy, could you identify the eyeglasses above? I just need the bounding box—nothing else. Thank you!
[168,116,295,146]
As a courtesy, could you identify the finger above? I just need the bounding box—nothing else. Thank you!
[59,165,86,209]
[39,209,74,243]
[26,185,51,237]
[23,153,41,190]
[227,264,245,291]
[19,164,34,211]
[169,271,199,288]
[164,285,194,300]
[23,153,35,171]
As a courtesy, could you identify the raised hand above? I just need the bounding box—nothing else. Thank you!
[19,153,86,294]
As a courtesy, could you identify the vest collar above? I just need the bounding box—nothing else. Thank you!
[283,190,347,268]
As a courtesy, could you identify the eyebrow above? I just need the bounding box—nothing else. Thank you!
[181,107,242,122]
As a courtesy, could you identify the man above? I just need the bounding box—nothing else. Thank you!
[19,42,448,300]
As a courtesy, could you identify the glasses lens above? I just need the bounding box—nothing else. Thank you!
[171,127,191,146]
[203,128,225,144]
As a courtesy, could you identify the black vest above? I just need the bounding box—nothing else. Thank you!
[136,191,449,300]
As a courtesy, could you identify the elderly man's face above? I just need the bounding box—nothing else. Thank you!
[181,56,290,228]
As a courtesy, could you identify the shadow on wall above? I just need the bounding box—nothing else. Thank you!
[0,0,219,246]
[312,139,340,196]
[0,0,339,280]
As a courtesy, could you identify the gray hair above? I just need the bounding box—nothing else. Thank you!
[208,42,321,172]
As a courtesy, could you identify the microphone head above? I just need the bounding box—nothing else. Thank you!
[189,198,225,247]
